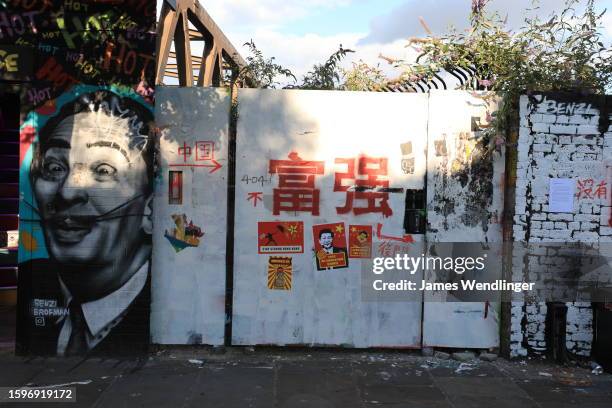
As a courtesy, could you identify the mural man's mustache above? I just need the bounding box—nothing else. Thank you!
[22,194,148,223]
[48,215,97,229]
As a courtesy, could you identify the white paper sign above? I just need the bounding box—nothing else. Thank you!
[7,231,18,249]
[549,178,576,213]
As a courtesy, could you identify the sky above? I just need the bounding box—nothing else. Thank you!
[160,0,612,84]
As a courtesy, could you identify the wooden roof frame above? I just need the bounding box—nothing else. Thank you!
[155,0,249,87]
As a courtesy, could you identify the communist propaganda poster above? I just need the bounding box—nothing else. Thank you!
[258,222,304,254]
[312,223,349,270]
[267,257,293,290]
[348,225,373,259]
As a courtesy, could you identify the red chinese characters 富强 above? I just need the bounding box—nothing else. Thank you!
[334,156,393,217]
[269,152,325,215]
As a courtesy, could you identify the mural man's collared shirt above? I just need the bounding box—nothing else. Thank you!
[55,262,149,356]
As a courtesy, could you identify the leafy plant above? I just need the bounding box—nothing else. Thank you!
[393,0,611,152]
[299,45,355,90]
[240,42,356,90]
[238,40,296,89]
[341,60,387,91]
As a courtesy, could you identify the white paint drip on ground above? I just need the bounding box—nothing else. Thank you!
[26,380,92,388]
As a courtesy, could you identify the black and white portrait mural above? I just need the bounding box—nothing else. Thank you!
[17,87,155,356]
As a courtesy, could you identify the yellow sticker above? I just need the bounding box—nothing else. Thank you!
[267,257,292,290]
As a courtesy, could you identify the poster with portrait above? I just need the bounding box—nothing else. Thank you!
[312,223,348,271]
[348,225,373,259]
[267,257,293,290]
[258,221,304,254]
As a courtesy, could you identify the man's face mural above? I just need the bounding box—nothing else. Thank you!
[31,94,153,297]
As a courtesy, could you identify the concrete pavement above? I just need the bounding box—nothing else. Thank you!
[0,305,15,351]
[0,347,610,408]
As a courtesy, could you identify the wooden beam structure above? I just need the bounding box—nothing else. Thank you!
[156,0,248,87]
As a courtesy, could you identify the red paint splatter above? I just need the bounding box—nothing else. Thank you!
[19,126,36,166]
[35,99,56,116]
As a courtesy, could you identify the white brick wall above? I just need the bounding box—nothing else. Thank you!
[511,94,611,358]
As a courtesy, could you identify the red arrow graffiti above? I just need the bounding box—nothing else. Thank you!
[247,192,264,207]
[375,223,415,243]
[207,160,223,174]
[169,160,223,174]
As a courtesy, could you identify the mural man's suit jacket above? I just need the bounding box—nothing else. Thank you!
[16,259,150,356]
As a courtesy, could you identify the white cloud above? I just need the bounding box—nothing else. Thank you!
[603,12,612,40]
[203,0,352,30]
[358,0,596,44]
[228,29,414,85]
[159,0,354,34]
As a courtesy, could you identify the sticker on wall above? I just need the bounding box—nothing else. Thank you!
[401,158,415,175]
[348,225,373,259]
[258,221,304,254]
[165,214,205,253]
[400,141,415,175]
[267,257,293,290]
[312,223,349,270]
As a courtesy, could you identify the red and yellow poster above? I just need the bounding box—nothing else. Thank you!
[268,257,292,290]
[348,225,373,259]
[258,221,304,254]
[312,223,348,270]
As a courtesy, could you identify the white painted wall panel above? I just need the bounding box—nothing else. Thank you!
[150,88,230,345]
[148,88,505,350]
[424,91,505,348]
[232,89,427,347]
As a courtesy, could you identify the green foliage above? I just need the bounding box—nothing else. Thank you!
[299,46,355,90]
[240,42,355,90]
[341,60,386,91]
[238,40,296,89]
[396,0,611,140]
